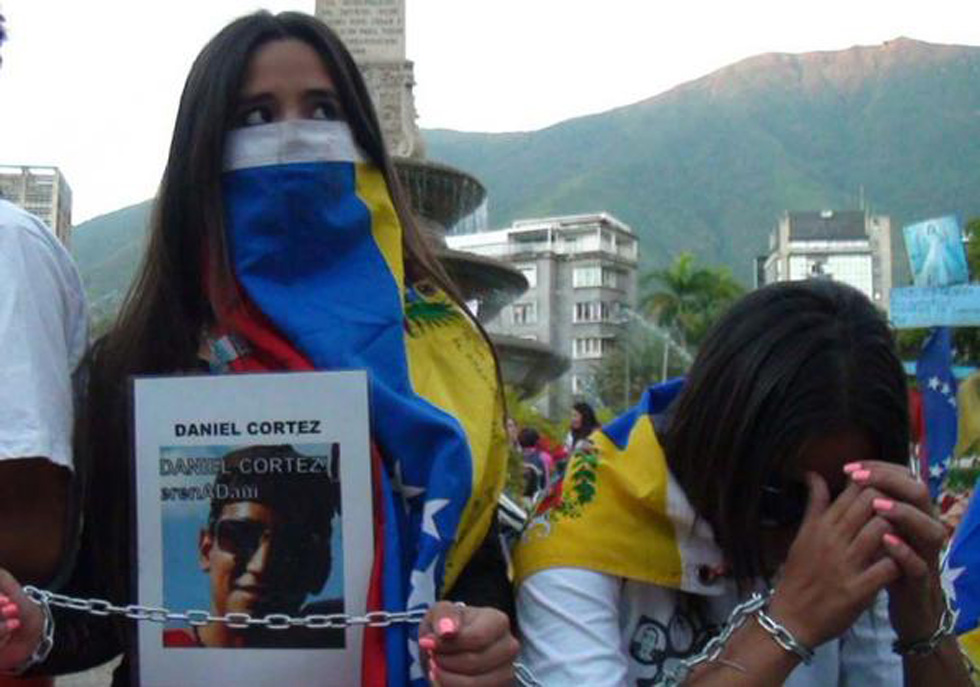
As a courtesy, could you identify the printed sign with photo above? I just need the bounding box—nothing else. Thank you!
[132,371,372,687]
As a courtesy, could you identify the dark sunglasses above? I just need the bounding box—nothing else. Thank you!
[759,480,809,528]
[214,518,322,562]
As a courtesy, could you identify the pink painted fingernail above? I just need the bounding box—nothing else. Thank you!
[437,618,457,636]
[843,462,863,474]
[5,618,19,631]
[0,596,8,605]
[883,533,902,547]
[851,469,871,482]
[873,498,894,512]
[1,604,17,618]
[418,635,436,650]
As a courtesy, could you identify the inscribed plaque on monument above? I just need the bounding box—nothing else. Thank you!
[131,371,372,687]
[316,0,405,62]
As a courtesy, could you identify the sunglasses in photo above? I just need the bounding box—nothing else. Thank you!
[214,518,325,563]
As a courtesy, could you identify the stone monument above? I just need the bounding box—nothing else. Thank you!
[315,0,422,158]
[315,0,569,396]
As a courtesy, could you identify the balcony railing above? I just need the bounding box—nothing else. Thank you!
[450,238,638,261]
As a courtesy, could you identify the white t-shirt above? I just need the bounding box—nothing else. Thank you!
[0,200,88,468]
[518,567,901,687]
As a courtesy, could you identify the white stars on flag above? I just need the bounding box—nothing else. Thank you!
[941,563,965,609]
[391,460,426,501]
[407,556,439,681]
[422,499,450,541]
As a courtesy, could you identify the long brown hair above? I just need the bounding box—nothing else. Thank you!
[81,10,497,602]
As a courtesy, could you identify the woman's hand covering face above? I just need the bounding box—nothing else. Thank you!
[767,472,902,649]
[845,460,948,643]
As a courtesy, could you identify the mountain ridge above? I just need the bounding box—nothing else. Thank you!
[424,36,980,279]
[73,36,980,312]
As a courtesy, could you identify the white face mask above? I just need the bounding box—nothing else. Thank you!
[223,119,366,172]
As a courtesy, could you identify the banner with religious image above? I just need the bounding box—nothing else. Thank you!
[903,215,970,288]
[131,371,372,687]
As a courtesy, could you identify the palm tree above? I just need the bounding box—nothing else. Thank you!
[640,252,744,349]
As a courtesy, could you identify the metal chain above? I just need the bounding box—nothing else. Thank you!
[892,585,958,656]
[658,592,770,686]
[21,586,427,630]
[513,662,543,687]
[755,605,815,664]
[24,586,546,685]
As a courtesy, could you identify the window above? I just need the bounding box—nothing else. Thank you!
[573,266,601,287]
[574,301,610,323]
[573,337,614,359]
[512,302,537,325]
[574,265,620,289]
[517,264,537,288]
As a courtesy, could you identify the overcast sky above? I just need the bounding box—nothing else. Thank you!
[1,0,978,223]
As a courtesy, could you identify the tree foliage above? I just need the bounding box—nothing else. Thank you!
[591,326,688,415]
[639,252,745,349]
[503,385,565,447]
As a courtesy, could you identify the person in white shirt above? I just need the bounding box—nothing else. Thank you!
[0,197,87,585]
[0,10,88,591]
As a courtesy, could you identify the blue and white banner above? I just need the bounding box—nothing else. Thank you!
[890,285,980,329]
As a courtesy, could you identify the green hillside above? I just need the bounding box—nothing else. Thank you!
[71,37,980,308]
[426,38,980,281]
[71,200,152,321]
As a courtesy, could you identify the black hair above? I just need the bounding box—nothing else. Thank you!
[207,444,338,531]
[664,280,908,582]
[571,401,601,443]
[518,427,540,449]
[207,444,338,593]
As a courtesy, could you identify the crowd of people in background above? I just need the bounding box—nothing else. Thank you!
[508,401,604,505]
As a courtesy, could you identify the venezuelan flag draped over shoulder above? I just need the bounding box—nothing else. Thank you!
[946,485,980,672]
[514,380,723,593]
[212,120,507,687]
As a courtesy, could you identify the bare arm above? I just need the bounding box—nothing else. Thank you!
[0,459,70,585]
[683,620,802,687]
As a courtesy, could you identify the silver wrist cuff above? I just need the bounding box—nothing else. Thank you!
[0,587,55,676]
[754,605,815,665]
[892,591,957,657]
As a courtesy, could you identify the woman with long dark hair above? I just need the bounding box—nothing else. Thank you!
[0,11,516,686]
[565,401,600,453]
[515,280,969,686]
